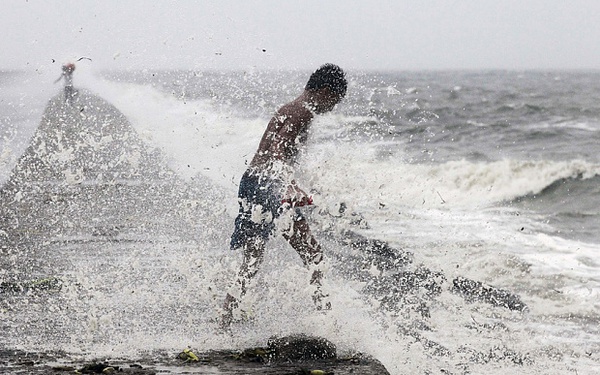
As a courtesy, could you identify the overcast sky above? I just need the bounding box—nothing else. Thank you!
[2,0,600,72]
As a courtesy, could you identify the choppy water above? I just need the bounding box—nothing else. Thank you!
[1,68,599,374]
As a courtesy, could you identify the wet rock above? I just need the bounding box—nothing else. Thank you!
[76,362,118,373]
[397,325,452,357]
[0,277,62,295]
[170,336,389,374]
[267,335,337,362]
[338,229,413,270]
[24,335,376,375]
[457,344,534,366]
[364,265,446,317]
[452,276,527,311]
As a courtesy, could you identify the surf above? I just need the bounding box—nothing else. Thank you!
[2,69,600,374]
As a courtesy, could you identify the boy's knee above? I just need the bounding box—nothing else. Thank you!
[299,250,323,267]
[310,252,323,265]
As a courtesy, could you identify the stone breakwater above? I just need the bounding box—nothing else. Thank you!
[0,335,390,374]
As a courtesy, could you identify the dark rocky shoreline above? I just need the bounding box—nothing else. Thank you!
[0,335,390,374]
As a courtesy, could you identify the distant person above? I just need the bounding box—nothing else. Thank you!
[221,64,347,327]
[54,63,76,103]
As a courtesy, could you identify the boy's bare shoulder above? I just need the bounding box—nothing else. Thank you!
[277,99,313,124]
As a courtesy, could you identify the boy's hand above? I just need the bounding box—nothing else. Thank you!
[282,182,313,207]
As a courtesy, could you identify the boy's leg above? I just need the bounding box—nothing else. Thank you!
[221,237,266,327]
[283,218,330,310]
[237,236,266,296]
[284,217,322,264]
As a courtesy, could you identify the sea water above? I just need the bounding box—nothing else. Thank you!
[1,67,599,374]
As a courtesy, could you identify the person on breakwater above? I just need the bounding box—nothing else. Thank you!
[54,63,76,103]
[221,64,347,328]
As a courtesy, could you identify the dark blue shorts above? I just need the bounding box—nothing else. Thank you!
[230,170,283,250]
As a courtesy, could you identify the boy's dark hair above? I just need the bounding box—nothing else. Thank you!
[305,64,347,98]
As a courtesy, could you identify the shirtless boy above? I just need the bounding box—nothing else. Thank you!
[222,64,347,327]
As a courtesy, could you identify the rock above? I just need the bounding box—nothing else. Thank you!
[452,276,527,312]
[0,340,390,374]
[364,265,446,317]
[267,335,337,362]
[337,229,414,270]
[0,277,62,295]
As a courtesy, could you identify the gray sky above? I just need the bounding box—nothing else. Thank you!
[2,0,600,72]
